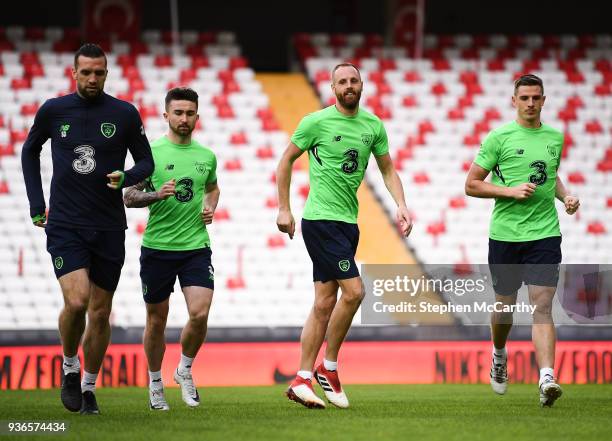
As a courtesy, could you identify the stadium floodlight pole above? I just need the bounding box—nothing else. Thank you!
[170,0,180,59]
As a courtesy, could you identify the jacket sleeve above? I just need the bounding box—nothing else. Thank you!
[21,100,51,217]
[122,105,154,187]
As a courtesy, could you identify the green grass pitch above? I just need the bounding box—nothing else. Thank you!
[1,384,611,441]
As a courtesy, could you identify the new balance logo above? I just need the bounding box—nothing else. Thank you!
[333,135,342,142]
[165,164,174,170]
[516,149,524,154]
[152,378,162,383]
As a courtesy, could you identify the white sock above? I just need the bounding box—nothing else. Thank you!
[297,370,312,380]
[539,367,554,385]
[492,347,507,362]
[63,355,80,374]
[323,358,338,371]
[81,371,98,393]
[178,354,194,375]
[149,370,163,389]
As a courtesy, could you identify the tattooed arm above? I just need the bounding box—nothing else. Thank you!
[123,179,176,208]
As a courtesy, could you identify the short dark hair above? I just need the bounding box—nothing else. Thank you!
[331,63,362,83]
[514,74,544,95]
[165,87,199,109]
[74,43,107,68]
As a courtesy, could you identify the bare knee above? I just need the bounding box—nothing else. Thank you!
[313,296,336,322]
[64,296,88,316]
[341,285,365,306]
[188,310,209,330]
[532,300,553,318]
[88,304,112,325]
[146,307,168,333]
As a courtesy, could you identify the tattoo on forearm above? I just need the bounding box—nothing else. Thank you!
[123,181,160,208]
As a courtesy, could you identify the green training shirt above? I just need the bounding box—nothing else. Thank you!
[474,120,564,242]
[142,136,217,250]
[291,105,389,223]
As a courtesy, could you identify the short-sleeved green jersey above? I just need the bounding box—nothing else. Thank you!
[291,105,389,223]
[474,120,564,242]
[142,136,217,251]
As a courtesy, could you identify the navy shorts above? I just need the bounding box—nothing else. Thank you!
[45,226,125,292]
[140,247,214,304]
[301,219,360,283]
[488,236,562,295]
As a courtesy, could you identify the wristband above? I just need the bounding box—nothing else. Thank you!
[32,213,46,224]
[112,170,125,189]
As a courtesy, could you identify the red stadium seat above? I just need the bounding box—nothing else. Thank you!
[431,82,447,96]
[224,159,243,171]
[154,55,172,67]
[11,78,31,89]
[402,95,417,107]
[230,132,247,145]
[449,196,467,209]
[180,68,197,83]
[267,234,286,248]
[191,55,209,68]
[413,172,430,184]
[404,71,421,82]
[136,221,146,235]
[484,107,502,121]
[0,144,15,156]
[213,208,230,221]
[587,221,606,235]
[229,57,248,70]
[567,171,586,184]
[11,129,29,143]
[315,70,331,83]
[298,184,310,199]
[487,59,505,71]
[256,146,275,159]
[21,103,39,116]
[262,119,280,131]
[226,276,246,290]
[595,83,611,96]
[212,94,229,106]
[585,120,603,134]
[447,108,464,120]
[217,105,235,118]
[265,196,278,209]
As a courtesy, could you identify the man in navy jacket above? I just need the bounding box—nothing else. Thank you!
[21,43,154,414]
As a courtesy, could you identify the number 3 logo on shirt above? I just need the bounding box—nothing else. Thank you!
[528,160,548,186]
[72,145,96,174]
[341,149,359,174]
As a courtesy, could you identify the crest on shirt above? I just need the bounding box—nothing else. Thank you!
[101,123,116,138]
[547,144,558,158]
[195,162,207,174]
[361,133,373,146]
[60,124,70,138]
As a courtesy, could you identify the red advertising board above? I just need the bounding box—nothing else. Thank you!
[0,341,610,390]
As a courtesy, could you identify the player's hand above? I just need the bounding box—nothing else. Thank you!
[397,205,413,237]
[106,171,125,190]
[202,206,214,225]
[276,209,295,239]
[564,195,580,215]
[32,213,46,228]
[157,179,176,200]
[509,183,536,200]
